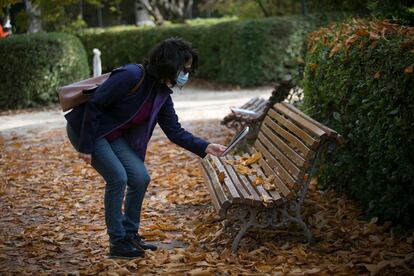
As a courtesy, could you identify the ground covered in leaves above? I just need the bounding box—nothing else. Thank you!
[0,120,413,275]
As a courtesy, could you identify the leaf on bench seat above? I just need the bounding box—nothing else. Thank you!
[253,176,264,187]
[260,194,273,206]
[236,164,251,175]
[243,152,262,166]
[218,171,225,184]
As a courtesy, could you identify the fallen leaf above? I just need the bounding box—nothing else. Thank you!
[218,171,225,184]
[255,264,272,272]
[244,153,261,165]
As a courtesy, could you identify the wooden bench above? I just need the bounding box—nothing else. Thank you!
[221,76,295,142]
[200,102,343,253]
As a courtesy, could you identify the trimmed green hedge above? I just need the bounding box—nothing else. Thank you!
[0,33,90,110]
[77,15,344,87]
[303,19,414,227]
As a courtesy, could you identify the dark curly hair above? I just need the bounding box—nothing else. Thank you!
[144,37,198,86]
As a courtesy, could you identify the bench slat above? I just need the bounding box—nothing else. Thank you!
[252,148,292,198]
[244,97,261,109]
[274,103,327,139]
[235,155,277,207]
[252,99,268,112]
[240,97,259,109]
[239,153,283,207]
[262,117,312,159]
[210,156,245,204]
[254,139,297,189]
[281,102,342,142]
[250,147,292,198]
[257,130,305,180]
[199,162,222,212]
[218,156,261,205]
[267,109,318,150]
[259,123,310,167]
[201,158,231,214]
[244,151,283,203]
[225,155,263,206]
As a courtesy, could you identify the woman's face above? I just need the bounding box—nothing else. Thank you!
[163,57,192,86]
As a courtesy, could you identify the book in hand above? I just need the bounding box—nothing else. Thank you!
[222,127,249,156]
[230,107,258,116]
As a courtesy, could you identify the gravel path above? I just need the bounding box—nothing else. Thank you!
[0,87,272,138]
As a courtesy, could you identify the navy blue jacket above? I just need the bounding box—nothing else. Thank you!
[64,64,210,161]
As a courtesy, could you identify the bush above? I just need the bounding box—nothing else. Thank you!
[77,14,345,87]
[303,19,414,227]
[0,32,90,110]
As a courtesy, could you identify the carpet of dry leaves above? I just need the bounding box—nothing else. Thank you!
[0,119,413,275]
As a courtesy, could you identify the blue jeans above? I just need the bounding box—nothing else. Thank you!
[66,124,150,243]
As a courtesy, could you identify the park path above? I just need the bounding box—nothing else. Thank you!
[0,87,272,137]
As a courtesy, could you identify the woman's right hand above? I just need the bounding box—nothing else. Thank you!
[79,153,92,164]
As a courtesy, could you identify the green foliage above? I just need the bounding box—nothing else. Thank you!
[303,19,414,227]
[77,14,343,87]
[368,0,414,25]
[0,32,90,110]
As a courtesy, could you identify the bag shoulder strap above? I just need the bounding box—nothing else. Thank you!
[126,64,146,97]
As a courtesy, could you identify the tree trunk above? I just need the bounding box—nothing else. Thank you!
[24,0,42,33]
[185,0,193,19]
[300,0,307,16]
[134,0,154,26]
[256,0,270,17]
[139,0,164,25]
[79,0,83,19]
[115,0,121,24]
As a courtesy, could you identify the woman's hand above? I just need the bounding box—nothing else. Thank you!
[79,153,92,165]
[205,143,227,157]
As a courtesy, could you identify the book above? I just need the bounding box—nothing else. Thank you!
[222,127,249,156]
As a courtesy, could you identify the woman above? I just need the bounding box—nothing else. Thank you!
[65,37,226,259]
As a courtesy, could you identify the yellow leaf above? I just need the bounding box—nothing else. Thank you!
[253,176,264,187]
[307,63,317,70]
[260,194,273,206]
[374,71,380,79]
[187,253,206,262]
[404,64,414,74]
[188,268,213,276]
[158,223,180,231]
[236,164,250,175]
[245,153,261,165]
[255,264,273,273]
[263,182,276,191]
[356,28,369,36]
[218,171,225,184]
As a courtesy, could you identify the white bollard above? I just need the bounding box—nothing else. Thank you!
[92,48,102,77]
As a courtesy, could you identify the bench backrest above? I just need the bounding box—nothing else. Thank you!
[253,102,342,198]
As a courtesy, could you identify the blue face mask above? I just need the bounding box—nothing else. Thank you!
[175,71,189,88]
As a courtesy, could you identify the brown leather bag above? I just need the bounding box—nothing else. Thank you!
[58,64,145,112]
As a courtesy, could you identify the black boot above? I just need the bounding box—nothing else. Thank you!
[108,238,145,259]
[126,233,158,251]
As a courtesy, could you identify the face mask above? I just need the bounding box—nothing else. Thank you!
[175,71,189,88]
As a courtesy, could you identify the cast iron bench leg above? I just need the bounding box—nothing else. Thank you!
[231,208,258,254]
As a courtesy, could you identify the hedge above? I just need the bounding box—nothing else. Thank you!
[77,14,345,87]
[0,33,90,110]
[303,19,414,227]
